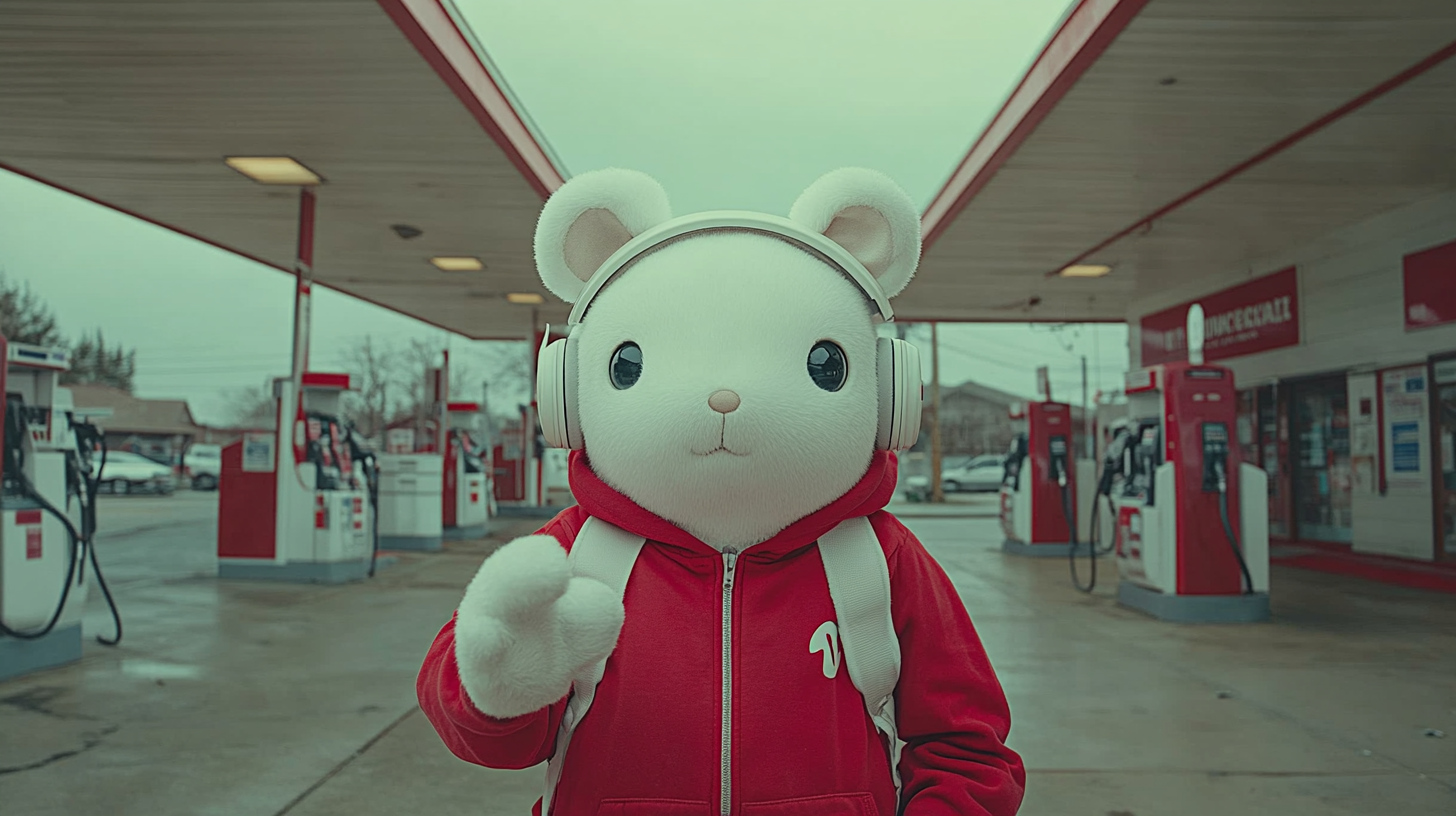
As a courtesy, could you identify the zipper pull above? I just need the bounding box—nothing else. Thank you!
[722,548,738,589]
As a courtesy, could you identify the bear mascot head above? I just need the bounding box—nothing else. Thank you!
[532,166,922,549]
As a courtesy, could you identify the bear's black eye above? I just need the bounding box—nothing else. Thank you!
[610,342,643,389]
[807,341,847,392]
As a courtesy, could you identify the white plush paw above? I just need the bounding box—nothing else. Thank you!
[454,535,625,719]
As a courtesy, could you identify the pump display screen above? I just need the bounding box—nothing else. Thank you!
[1186,368,1226,380]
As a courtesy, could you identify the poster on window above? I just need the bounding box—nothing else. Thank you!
[1381,365,1428,488]
[1349,376,1379,495]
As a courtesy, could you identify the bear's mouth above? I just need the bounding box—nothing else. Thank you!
[692,421,748,457]
[693,444,747,457]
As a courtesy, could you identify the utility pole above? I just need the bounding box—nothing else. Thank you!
[1081,355,1091,459]
[930,322,944,504]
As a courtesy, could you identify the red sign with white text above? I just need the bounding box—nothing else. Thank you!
[1140,267,1300,366]
[1404,240,1456,331]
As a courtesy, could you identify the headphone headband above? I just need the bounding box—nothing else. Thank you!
[565,211,895,326]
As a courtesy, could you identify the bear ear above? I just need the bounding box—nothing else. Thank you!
[788,168,921,299]
[534,169,672,304]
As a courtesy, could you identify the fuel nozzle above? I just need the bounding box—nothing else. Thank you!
[1098,425,1132,497]
[1049,435,1070,488]
[1201,422,1231,493]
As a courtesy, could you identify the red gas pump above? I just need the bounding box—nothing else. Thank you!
[442,402,491,540]
[491,406,530,504]
[217,372,378,583]
[1113,304,1270,623]
[999,400,1080,556]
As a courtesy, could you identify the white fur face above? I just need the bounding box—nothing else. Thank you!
[575,233,879,550]
[532,167,923,550]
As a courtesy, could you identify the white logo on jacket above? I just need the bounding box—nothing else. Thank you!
[809,621,841,679]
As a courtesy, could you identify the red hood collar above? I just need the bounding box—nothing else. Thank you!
[567,449,899,560]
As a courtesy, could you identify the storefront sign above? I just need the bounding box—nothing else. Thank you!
[1140,267,1300,366]
[1380,365,1428,488]
[1403,239,1456,330]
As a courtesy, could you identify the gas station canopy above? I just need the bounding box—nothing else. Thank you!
[3,0,1455,334]
[0,0,566,340]
[912,0,1456,323]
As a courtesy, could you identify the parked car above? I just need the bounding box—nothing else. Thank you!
[940,455,1007,492]
[99,451,176,495]
[184,443,222,490]
[903,453,1009,498]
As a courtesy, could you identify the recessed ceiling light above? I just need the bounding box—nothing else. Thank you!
[224,156,323,185]
[506,292,545,304]
[1059,264,1113,278]
[431,256,485,272]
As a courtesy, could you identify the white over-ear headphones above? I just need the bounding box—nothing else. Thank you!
[535,211,923,451]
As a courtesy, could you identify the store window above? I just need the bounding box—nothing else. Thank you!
[1291,378,1353,543]
[1234,386,1294,538]
[1433,356,1456,558]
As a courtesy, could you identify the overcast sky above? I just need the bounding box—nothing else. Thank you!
[0,0,1126,427]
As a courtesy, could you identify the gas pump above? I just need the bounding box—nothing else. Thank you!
[1113,304,1270,623]
[999,400,1081,556]
[1070,418,1134,593]
[1,339,121,681]
[217,372,377,583]
[443,402,491,540]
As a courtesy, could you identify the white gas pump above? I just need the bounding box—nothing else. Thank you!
[443,402,491,540]
[217,372,380,582]
[1111,305,1271,623]
[1,339,121,681]
[376,452,444,551]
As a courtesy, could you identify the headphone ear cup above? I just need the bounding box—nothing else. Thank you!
[563,335,583,449]
[876,337,923,451]
[535,338,575,449]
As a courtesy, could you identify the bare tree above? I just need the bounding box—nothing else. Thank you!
[396,338,444,430]
[337,335,397,437]
[0,272,65,347]
[220,383,277,429]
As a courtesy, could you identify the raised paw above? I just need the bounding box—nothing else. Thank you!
[461,535,571,624]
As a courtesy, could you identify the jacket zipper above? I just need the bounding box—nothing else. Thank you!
[720,548,739,816]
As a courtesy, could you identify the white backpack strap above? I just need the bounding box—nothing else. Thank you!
[541,517,645,815]
[818,516,903,794]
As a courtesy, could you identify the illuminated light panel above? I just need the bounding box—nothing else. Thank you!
[506,292,545,304]
[224,156,323,185]
[1058,264,1113,278]
[431,256,485,272]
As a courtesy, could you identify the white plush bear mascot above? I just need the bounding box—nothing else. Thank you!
[419,169,1025,816]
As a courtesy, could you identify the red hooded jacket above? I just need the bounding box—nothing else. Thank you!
[418,451,1025,815]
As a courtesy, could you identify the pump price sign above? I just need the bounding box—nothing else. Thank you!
[1140,267,1300,366]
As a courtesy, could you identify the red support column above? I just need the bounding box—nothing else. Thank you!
[291,187,316,381]
[286,187,318,471]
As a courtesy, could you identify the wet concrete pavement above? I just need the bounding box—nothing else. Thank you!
[1,497,1453,815]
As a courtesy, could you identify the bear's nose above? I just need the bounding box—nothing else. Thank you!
[708,390,741,414]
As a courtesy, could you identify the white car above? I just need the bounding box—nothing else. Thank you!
[904,454,1009,499]
[184,443,222,490]
[99,451,176,495]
